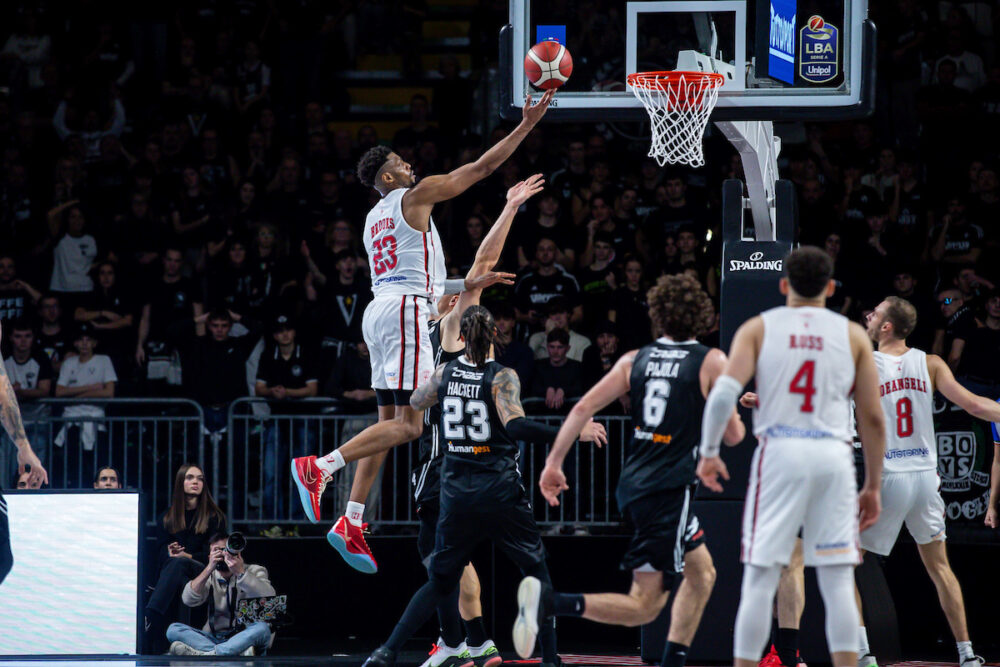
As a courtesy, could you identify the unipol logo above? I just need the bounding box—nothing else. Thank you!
[729,253,783,272]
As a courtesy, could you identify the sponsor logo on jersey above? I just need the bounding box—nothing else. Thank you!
[763,424,835,439]
[447,443,492,455]
[885,447,930,460]
[450,368,484,380]
[373,275,407,286]
[633,428,672,444]
[799,15,839,83]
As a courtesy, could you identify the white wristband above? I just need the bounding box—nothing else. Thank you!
[444,279,465,294]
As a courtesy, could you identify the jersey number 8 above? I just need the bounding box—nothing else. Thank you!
[442,397,491,442]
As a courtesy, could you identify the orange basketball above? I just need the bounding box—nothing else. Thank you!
[524,41,573,90]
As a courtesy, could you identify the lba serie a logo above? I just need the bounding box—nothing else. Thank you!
[799,15,839,83]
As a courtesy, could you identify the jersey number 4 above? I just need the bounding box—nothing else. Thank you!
[442,397,491,442]
[789,360,816,412]
[372,235,398,276]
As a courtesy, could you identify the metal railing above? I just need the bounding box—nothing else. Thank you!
[5,397,634,530]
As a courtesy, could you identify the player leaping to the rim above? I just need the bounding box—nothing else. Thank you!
[291,89,555,573]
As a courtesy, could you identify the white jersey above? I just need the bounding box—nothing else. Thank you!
[363,187,446,304]
[755,306,855,442]
[874,348,936,473]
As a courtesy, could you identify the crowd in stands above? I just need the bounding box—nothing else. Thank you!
[0,0,999,489]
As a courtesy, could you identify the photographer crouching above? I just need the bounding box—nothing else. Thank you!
[166,532,276,656]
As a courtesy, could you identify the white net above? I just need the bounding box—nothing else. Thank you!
[628,72,724,168]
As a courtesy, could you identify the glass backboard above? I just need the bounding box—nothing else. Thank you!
[500,0,875,121]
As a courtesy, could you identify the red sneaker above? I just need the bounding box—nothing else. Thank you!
[327,516,378,573]
[290,456,329,524]
[759,646,782,667]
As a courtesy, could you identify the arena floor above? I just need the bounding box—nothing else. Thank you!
[2,657,996,666]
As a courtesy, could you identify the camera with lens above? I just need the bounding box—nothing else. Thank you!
[216,532,246,571]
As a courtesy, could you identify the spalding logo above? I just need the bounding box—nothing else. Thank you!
[729,252,783,272]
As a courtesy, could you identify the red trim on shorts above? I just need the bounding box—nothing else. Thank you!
[412,296,420,388]
[423,233,430,292]
[398,296,407,390]
[747,436,768,562]
[690,529,704,542]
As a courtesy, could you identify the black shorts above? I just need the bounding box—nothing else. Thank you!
[429,490,546,588]
[620,485,705,575]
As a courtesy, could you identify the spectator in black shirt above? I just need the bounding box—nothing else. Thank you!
[953,264,994,314]
[515,189,575,270]
[303,248,371,370]
[114,191,171,283]
[549,139,587,204]
[493,302,534,387]
[581,193,634,265]
[576,231,617,331]
[325,341,377,412]
[255,314,318,520]
[582,321,623,389]
[934,287,980,372]
[637,171,707,261]
[957,291,1000,399]
[0,255,41,331]
[393,94,442,153]
[136,249,205,392]
[890,267,937,351]
[246,223,297,320]
[73,261,135,377]
[146,463,227,653]
[608,255,652,351]
[2,319,54,485]
[170,166,218,269]
[206,238,254,313]
[35,293,72,374]
[529,329,584,413]
[928,197,984,267]
[514,237,582,329]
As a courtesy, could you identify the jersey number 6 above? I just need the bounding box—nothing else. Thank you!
[372,235,398,276]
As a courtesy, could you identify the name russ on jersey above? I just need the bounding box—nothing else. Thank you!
[880,377,929,396]
[789,334,823,350]
[370,217,394,238]
[447,381,481,398]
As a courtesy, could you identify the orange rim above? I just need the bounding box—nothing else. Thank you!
[626,70,726,89]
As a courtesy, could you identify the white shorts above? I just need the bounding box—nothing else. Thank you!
[362,295,434,392]
[742,437,860,568]
[860,469,946,556]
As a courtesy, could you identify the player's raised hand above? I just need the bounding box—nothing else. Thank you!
[506,173,545,206]
[696,456,729,493]
[539,464,569,506]
[523,89,555,125]
[464,271,516,291]
[739,392,758,408]
[858,486,881,532]
[579,419,607,448]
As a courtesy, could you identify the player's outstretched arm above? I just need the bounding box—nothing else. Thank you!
[0,345,48,487]
[928,353,1000,422]
[440,175,545,344]
[410,364,448,411]
[850,321,885,532]
[697,317,761,492]
[404,90,554,207]
[700,348,746,446]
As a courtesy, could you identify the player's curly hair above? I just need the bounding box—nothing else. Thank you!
[646,273,715,342]
[460,305,498,368]
[356,145,393,188]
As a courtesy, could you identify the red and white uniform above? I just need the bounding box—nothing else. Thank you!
[861,348,946,555]
[361,188,446,391]
[743,306,860,567]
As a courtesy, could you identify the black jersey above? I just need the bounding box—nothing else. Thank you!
[412,318,462,505]
[615,339,710,508]
[437,357,520,503]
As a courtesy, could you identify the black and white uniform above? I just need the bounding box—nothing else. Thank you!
[412,318,461,563]
[617,338,709,575]
[427,356,547,586]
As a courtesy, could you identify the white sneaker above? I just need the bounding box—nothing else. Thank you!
[961,656,985,667]
[858,654,878,667]
[513,576,542,659]
[418,637,473,667]
[169,641,213,656]
[241,645,256,656]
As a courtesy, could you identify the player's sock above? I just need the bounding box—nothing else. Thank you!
[317,450,345,476]
[957,641,974,663]
[346,501,365,526]
[661,641,689,667]
[550,591,585,617]
[858,626,870,655]
[464,616,489,647]
[776,628,799,666]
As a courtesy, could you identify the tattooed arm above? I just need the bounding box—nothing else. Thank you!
[0,342,48,487]
[493,367,607,445]
[410,364,447,411]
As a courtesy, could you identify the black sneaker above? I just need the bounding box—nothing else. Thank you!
[362,646,397,667]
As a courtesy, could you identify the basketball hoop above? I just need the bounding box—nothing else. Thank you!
[627,71,725,168]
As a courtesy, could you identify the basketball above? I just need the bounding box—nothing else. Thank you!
[524,40,573,90]
[807,15,825,30]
